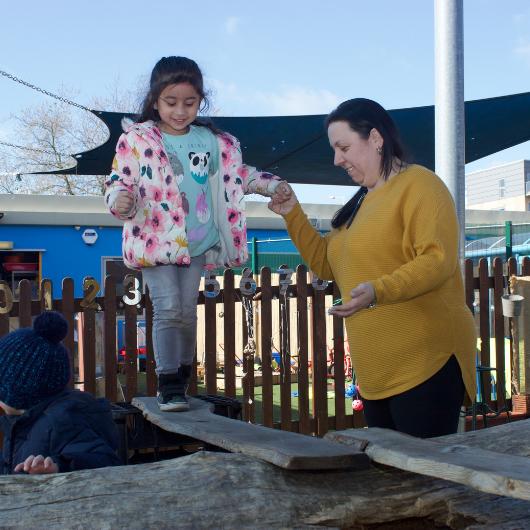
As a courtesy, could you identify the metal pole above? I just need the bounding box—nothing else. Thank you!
[505,221,513,260]
[435,0,465,258]
[251,236,258,275]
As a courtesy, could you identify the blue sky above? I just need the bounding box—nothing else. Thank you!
[1,0,530,203]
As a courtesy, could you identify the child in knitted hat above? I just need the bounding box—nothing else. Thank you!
[0,311,121,474]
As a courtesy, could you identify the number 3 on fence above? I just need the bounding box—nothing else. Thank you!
[122,276,141,306]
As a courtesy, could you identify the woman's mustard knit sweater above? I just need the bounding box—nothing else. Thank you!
[283,165,476,401]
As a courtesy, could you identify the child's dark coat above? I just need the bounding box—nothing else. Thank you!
[1,389,120,474]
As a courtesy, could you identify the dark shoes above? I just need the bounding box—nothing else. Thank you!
[157,392,189,412]
[157,367,192,412]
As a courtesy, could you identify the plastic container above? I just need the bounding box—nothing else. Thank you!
[501,294,524,318]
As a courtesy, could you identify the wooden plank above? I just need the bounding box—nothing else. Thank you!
[260,267,273,427]
[326,422,530,502]
[39,279,53,312]
[60,278,75,389]
[278,268,291,431]
[241,289,255,423]
[493,258,507,410]
[508,256,518,278]
[124,287,138,401]
[507,256,518,399]
[0,281,12,338]
[522,256,530,276]
[332,283,346,431]
[223,269,236,399]
[188,345,198,396]
[436,418,530,457]
[80,277,97,396]
[296,266,310,435]
[204,277,217,395]
[312,284,328,436]
[464,259,474,313]
[478,258,492,404]
[103,275,118,403]
[133,396,369,471]
[144,287,157,397]
[18,279,32,328]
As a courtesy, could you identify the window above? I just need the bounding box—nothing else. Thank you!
[499,178,505,199]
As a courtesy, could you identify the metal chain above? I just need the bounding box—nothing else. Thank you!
[0,70,92,112]
[0,139,73,158]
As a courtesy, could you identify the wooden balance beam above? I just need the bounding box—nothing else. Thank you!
[132,396,369,471]
[326,421,530,502]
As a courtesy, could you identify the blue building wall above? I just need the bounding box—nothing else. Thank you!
[0,224,297,298]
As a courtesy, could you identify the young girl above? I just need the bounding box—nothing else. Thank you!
[105,56,288,412]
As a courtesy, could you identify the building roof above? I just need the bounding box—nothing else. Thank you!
[0,194,338,230]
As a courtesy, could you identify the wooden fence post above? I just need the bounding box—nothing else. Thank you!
[260,267,274,427]
[296,266,310,435]
[312,281,328,437]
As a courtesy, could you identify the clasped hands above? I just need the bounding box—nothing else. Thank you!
[115,180,296,217]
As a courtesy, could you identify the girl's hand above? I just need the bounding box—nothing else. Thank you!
[115,191,135,215]
[327,282,376,318]
[268,182,299,216]
[14,455,59,474]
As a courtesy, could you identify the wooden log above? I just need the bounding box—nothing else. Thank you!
[326,420,530,502]
[1,449,529,529]
[133,396,368,471]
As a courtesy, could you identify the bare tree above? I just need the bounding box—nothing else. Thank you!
[0,81,140,195]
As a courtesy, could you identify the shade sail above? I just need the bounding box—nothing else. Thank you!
[36,92,530,186]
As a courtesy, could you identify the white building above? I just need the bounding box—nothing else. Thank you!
[466,160,530,211]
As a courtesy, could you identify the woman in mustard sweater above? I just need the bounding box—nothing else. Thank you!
[269,98,476,438]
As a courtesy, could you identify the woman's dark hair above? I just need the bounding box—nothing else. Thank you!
[137,56,221,134]
[327,98,408,229]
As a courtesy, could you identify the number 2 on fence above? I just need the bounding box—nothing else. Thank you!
[81,277,100,310]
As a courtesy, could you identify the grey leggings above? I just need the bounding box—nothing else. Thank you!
[142,255,205,375]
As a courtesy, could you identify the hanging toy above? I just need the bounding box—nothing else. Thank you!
[352,399,364,412]
[350,383,364,411]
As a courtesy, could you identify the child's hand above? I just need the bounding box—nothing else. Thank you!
[268,181,298,216]
[14,455,59,474]
[115,191,135,215]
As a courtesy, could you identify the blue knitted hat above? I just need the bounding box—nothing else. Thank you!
[0,311,70,410]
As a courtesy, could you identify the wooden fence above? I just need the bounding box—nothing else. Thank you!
[0,257,527,436]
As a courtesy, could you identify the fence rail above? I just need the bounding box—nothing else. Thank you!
[0,258,527,435]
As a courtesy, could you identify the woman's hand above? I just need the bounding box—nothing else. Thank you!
[115,191,135,215]
[268,182,299,216]
[327,282,376,318]
[14,455,59,474]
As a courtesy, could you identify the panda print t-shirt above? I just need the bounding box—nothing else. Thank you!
[162,125,220,257]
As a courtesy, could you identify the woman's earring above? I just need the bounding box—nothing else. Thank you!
[376,146,383,155]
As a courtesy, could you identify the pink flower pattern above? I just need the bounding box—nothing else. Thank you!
[105,122,281,269]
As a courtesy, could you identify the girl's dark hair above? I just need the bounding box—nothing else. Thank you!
[327,98,408,229]
[137,56,221,134]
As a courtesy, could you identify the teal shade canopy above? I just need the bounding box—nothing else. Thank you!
[35,92,530,186]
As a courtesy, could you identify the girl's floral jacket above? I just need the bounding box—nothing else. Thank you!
[104,120,281,270]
